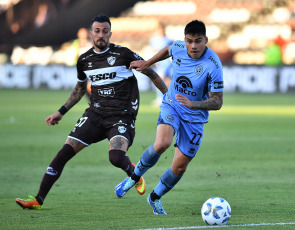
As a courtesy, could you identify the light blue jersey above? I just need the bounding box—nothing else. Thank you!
[163,40,224,123]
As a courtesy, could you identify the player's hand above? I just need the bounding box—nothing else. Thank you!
[175,94,193,108]
[45,111,63,126]
[129,60,149,71]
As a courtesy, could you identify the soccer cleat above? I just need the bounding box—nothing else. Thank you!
[115,177,135,198]
[132,163,146,195]
[16,195,42,209]
[147,194,167,215]
[134,176,146,195]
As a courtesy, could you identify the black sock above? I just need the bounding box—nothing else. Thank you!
[131,173,141,183]
[36,144,76,203]
[150,190,161,202]
[35,195,44,205]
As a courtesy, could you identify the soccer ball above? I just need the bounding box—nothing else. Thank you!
[201,197,231,225]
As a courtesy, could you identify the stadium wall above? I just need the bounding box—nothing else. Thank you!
[0,64,295,93]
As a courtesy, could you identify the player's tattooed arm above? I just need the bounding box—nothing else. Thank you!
[175,92,223,110]
[64,81,87,110]
[45,81,87,126]
[142,67,168,94]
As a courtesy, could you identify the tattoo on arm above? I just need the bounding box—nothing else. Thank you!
[64,81,87,110]
[191,92,223,110]
[142,68,168,94]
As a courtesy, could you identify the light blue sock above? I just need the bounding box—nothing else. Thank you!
[154,167,182,197]
[134,145,161,176]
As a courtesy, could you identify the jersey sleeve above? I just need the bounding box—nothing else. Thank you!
[208,60,224,93]
[169,40,184,57]
[76,56,87,82]
[124,47,144,64]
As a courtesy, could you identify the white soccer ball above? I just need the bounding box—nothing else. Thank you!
[201,197,231,225]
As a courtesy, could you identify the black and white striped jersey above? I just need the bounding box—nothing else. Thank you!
[76,43,143,119]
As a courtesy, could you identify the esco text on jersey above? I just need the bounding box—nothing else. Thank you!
[89,72,116,82]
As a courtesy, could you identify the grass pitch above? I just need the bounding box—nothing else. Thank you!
[0,89,294,229]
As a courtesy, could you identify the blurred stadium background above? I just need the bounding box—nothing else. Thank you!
[0,0,295,93]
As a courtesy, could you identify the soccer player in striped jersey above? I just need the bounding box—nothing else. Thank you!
[115,20,223,215]
[16,15,167,209]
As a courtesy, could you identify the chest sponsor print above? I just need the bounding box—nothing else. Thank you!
[98,87,115,97]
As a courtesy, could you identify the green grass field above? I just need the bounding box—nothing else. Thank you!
[0,89,294,230]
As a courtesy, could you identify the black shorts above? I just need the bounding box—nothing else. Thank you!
[68,109,136,147]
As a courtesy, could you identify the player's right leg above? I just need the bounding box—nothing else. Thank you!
[147,193,166,215]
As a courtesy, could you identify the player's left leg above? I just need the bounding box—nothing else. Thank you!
[147,122,205,214]
[109,136,146,195]
[148,148,191,215]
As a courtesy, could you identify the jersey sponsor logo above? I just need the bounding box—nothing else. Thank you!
[214,81,224,89]
[98,87,115,97]
[194,64,203,76]
[107,56,116,66]
[175,76,196,96]
[174,42,185,49]
[208,56,220,69]
[176,76,193,88]
[89,72,117,82]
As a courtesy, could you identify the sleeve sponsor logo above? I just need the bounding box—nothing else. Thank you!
[208,56,220,69]
[214,81,224,89]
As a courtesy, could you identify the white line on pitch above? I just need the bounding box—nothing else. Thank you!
[136,222,295,230]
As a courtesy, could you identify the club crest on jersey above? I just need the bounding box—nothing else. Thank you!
[107,56,116,66]
[118,126,127,133]
[194,64,203,76]
[88,62,93,68]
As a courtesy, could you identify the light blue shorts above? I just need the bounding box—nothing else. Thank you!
[157,103,205,158]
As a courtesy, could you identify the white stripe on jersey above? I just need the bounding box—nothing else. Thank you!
[84,65,133,86]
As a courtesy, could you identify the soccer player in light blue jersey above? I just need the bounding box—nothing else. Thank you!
[115,20,224,215]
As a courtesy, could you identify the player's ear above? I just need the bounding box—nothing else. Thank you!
[205,36,208,44]
[109,31,112,38]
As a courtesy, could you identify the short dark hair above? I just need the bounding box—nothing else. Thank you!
[184,20,206,36]
[91,15,111,28]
